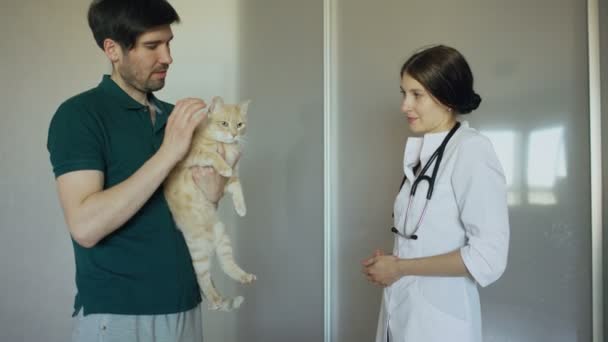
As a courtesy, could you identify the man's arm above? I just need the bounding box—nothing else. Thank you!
[56,98,207,248]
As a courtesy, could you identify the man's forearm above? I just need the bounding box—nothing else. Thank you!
[64,150,176,247]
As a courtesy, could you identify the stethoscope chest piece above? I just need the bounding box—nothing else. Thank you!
[391,226,417,240]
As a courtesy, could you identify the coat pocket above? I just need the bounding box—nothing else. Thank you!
[417,276,468,322]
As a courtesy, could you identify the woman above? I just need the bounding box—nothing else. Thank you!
[363,45,510,342]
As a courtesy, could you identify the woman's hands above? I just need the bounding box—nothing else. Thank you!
[363,248,470,287]
[362,250,403,287]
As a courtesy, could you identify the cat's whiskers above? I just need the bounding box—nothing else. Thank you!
[236,136,248,146]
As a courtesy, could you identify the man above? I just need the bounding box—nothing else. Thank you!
[47,1,208,340]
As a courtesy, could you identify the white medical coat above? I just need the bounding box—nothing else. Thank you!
[375,121,510,342]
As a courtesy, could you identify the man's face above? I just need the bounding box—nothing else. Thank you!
[114,25,174,93]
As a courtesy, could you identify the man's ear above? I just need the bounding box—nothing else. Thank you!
[103,39,122,64]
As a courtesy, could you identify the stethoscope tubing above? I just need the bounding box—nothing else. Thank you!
[391,122,461,240]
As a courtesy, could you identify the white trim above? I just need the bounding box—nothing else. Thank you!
[588,0,603,341]
[323,0,336,341]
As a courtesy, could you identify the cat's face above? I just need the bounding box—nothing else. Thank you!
[202,97,249,143]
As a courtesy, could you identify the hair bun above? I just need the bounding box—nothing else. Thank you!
[458,93,481,114]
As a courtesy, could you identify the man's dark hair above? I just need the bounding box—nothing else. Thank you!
[88,0,180,51]
[400,45,481,114]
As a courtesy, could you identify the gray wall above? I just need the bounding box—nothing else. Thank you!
[1,1,106,342]
[331,0,592,341]
[233,0,324,341]
[0,0,324,341]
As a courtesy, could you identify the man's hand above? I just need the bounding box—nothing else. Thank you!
[159,98,207,165]
[191,144,242,204]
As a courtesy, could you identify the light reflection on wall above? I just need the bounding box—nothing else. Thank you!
[481,126,566,206]
[527,127,566,205]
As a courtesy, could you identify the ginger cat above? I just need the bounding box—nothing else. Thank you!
[164,96,255,311]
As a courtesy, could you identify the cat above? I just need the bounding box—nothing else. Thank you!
[164,96,255,311]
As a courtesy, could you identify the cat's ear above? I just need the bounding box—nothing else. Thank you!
[208,96,225,114]
[238,100,251,115]
[213,96,225,109]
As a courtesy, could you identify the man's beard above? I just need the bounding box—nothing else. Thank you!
[119,67,165,93]
[143,78,165,92]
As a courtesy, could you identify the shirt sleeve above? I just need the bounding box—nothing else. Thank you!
[47,100,105,178]
[452,135,510,287]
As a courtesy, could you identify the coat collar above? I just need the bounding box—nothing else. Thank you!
[402,121,469,179]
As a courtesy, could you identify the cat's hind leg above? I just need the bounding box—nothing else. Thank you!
[182,226,241,311]
[214,222,257,284]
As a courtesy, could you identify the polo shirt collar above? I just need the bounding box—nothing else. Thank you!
[98,74,163,112]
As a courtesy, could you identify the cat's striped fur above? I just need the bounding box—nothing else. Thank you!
[164,96,255,311]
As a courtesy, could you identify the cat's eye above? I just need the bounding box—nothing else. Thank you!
[220,121,229,127]
[237,123,244,128]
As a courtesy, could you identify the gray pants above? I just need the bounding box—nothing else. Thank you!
[71,305,203,342]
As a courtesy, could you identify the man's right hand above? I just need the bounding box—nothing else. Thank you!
[159,98,207,166]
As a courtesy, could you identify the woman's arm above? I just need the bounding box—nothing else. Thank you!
[363,250,469,287]
[453,135,510,287]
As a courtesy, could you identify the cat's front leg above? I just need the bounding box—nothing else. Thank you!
[186,150,233,177]
[225,177,246,216]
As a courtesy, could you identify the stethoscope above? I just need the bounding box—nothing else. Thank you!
[390,121,461,240]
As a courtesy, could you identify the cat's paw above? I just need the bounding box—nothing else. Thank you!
[231,296,244,309]
[207,300,223,311]
[219,167,233,178]
[234,201,247,216]
[215,296,244,312]
[240,273,257,284]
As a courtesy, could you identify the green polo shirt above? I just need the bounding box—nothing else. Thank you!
[47,75,201,316]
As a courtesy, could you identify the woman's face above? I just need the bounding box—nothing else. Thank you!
[400,73,455,134]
